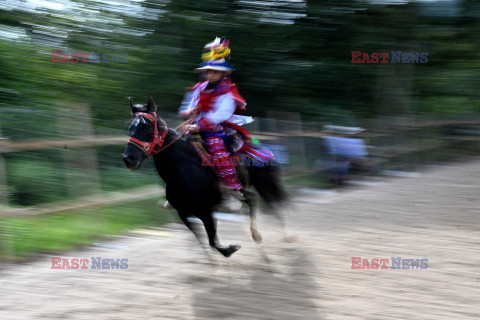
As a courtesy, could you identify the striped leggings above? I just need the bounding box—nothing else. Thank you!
[204,136,242,191]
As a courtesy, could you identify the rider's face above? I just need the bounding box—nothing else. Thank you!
[206,69,225,83]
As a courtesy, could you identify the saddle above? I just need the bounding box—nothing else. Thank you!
[188,123,276,168]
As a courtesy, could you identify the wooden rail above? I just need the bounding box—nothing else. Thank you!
[2,117,479,153]
[0,136,128,154]
[0,185,165,218]
[0,131,388,153]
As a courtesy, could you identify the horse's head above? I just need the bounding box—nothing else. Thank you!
[122,94,168,170]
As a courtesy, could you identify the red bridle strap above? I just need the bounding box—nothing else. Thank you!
[128,112,168,157]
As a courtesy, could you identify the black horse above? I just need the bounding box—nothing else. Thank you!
[123,95,287,257]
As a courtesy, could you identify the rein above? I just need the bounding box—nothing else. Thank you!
[128,112,193,157]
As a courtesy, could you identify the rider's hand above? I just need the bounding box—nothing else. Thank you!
[188,125,201,134]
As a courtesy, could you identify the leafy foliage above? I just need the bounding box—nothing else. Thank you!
[0,0,479,205]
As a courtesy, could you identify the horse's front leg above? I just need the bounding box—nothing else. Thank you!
[178,212,210,255]
[242,189,262,243]
[201,212,241,257]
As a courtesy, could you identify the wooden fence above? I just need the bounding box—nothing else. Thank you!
[1,111,480,217]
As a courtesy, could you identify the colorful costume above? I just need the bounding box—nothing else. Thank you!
[179,38,251,190]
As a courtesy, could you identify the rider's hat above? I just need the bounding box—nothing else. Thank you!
[195,37,234,73]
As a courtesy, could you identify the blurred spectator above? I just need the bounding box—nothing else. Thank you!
[321,126,371,186]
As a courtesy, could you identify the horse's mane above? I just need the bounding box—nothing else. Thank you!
[162,127,204,163]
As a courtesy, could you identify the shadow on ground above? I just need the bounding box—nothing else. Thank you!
[191,247,324,320]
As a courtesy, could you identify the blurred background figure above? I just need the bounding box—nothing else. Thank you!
[321,126,371,186]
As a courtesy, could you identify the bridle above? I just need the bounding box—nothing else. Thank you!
[127,112,168,157]
[128,111,196,157]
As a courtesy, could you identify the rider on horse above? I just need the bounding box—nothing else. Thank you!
[179,37,252,206]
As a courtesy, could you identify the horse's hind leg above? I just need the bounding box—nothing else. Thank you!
[269,203,297,243]
[201,212,240,258]
[242,189,262,243]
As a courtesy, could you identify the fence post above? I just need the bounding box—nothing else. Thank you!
[0,116,9,206]
[57,103,101,198]
[0,153,7,206]
[0,115,15,261]
[266,110,306,169]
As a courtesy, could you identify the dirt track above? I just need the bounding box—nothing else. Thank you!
[1,160,479,319]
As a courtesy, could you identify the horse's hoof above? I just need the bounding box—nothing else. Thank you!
[227,244,241,257]
[217,244,241,257]
[250,227,263,243]
[163,201,174,210]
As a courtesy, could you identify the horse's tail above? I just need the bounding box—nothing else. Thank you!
[247,163,288,206]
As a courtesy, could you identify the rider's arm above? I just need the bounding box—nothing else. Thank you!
[179,89,199,117]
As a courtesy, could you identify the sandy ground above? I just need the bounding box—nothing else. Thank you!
[0,160,479,320]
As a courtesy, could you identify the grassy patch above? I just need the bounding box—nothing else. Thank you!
[0,197,177,261]
[282,171,331,189]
